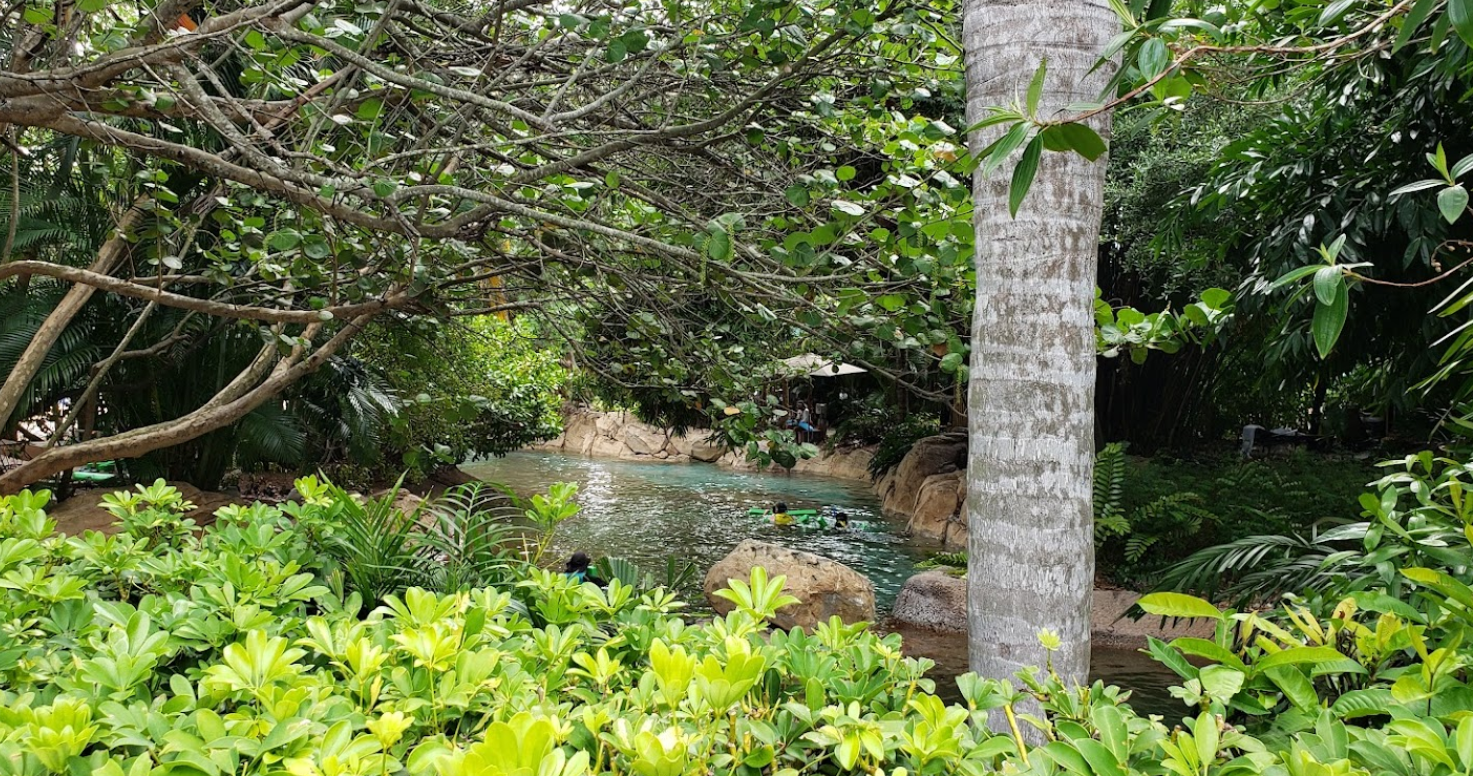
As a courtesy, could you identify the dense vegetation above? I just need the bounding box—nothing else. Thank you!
[8,460,1473,776]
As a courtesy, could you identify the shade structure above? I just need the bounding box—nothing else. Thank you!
[778,353,867,377]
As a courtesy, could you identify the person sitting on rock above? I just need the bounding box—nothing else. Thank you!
[771,501,795,526]
[564,551,607,586]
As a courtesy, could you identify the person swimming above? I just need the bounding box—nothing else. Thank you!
[834,511,850,530]
[771,501,795,526]
[564,551,607,586]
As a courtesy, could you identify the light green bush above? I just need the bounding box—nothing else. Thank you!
[6,463,1473,776]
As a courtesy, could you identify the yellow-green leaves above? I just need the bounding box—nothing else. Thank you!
[449,713,588,776]
[692,637,766,709]
[1137,592,1224,620]
[648,639,696,708]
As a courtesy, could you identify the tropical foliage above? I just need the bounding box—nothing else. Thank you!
[16,462,1473,776]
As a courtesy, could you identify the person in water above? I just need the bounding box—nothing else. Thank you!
[834,511,850,530]
[564,551,607,586]
[771,501,795,526]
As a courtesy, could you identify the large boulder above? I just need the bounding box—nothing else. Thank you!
[890,570,967,633]
[875,433,968,545]
[792,446,875,482]
[907,471,968,548]
[689,442,727,463]
[704,540,876,631]
[622,425,667,457]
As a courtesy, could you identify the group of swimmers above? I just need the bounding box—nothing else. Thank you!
[768,501,850,529]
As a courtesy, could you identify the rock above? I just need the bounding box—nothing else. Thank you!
[791,446,875,481]
[424,465,480,490]
[372,488,426,517]
[906,470,968,548]
[704,540,876,631]
[622,425,666,456]
[237,472,298,502]
[690,442,726,463]
[890,570,967,632]
[878,433,967,517]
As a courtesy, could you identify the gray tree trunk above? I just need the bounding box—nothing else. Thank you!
[963,0,1119,698]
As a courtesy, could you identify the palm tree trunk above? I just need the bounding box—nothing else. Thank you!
[963,0,1118,699]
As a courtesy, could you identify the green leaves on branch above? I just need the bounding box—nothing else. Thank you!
[1272,235,1366,360]
[1095,287,1233,363]
[1391,143,1473,225]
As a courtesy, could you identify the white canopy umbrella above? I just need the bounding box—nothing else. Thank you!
[778,354,867,377]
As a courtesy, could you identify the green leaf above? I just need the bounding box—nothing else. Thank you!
[1026,59,1048,115]
[303,237,332,260]
[832,200,866,217]
[940,352,964,373]
[605,171,620,189]
[268,230,301,251]
[1389,178,1446,197]
[836,165,856,182]
[1313,267,1342,306]
[1312,281,1349,359]
[982,123,1031,178]
[356,98,383,121]
[1169,637,1246,670]
[1199,665,1246,702]
[1265,666,1321,712]
[1075,739,1126,776]
[1330,688,1395,719]
[1252,646,1346,673]
[876,294,906,312]
[1200,287,1232,308]
[706,228,733,262]
[1439,185,1469,224]
[1395,0,1438,51]
[1054,123,1107,162]
[77,0,110,11]
[1137,593,1223,620]
[1008,136,1044,218]
[1451,0,1473,48]
[1453,154,1473,180]
[1137,38,1169,79]
[784,185,809,207]
[1317,0,1355,27]
[1271,264,1321,289]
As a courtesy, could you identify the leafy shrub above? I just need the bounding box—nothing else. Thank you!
[1093,449,1374,585]
[354,316,567,480]
[867,415,943,480]
[1094,443,1219,583]
[1158,452,1473,604]
[8,460,1473,776]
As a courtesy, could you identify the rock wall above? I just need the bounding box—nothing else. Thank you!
[534,409,725,463]
[875,433,968,548]
[538,412,976,544]
[536,407,877,481]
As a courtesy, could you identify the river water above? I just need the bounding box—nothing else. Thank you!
[463,451,1185,718]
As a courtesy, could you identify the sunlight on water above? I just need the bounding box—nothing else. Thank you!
[462,451,935,610]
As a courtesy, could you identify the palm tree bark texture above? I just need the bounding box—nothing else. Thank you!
[963,0,1119,702]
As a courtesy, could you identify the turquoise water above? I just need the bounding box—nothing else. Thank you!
[462,451,1185,719]
[462,451,929,610]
